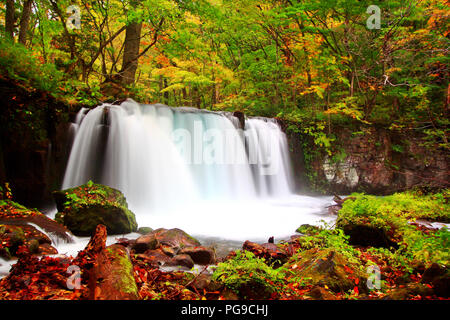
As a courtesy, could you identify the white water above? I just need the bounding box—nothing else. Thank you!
[61,99,334,243]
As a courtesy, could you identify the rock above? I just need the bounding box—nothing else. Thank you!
[132,233,160,254]
[189,274,212,291]
[386,283,434,300]
[0,223,58,258]
[53,182,138,236]
[232,111,245,130]
[137,227,153,235]
[165,254,195,269]
[328,205,341,215]
[282,248,367,294]
[136,249,171,267]
[38,243,58,255]
[151,228,201,250]
[161,246,177,257]
[242,241,270,260]
[88,243,139,300]
[28,239,40,253]
[338,221,398,249]
[0,199,72,242]
[296,224,321,235]
[310,286,337,300]
[179,246,216,265]
[242,240,289,265]
[421,263,450,297]
[221,287,239,300]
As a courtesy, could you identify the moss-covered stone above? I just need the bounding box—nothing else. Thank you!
[53,182,137,236]
[137,227,153,235]
[282,248,367,294]
[296,224,322,235]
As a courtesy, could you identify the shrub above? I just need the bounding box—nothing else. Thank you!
[212,250,284,299]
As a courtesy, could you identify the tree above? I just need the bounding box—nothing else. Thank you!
[18,0,33,45]
[5,0,15,40]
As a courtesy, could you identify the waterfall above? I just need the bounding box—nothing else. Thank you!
[63,99,293,206]
[62,99,333,240]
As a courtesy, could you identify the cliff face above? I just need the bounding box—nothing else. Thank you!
[0,78,78,207]
[285,124,449,195]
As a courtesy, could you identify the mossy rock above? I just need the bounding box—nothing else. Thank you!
[53,182,137,236]
[337,221,399,249]
[282,248,367,294]
[296,224,322,235]
[0,199,72,242]
[137,227,153,235]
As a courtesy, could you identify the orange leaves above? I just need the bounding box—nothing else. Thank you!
[156,54,171,67]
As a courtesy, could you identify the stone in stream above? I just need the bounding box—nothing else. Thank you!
[132,233,160,253]
[179,246,216,265]
[165,254,195,269]
[150,228,201,250]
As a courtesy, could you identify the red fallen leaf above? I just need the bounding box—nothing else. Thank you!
[353,286,359,295]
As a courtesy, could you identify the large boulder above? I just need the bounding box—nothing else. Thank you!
[282,248,367,294]
[53,182,137,236]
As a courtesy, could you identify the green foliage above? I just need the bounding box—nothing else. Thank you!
[340,191,450,224]
[0,39,65,94]
[339,190,450,266]
[400,226,449,266]
[212,250,284,297]
[296,222,362,265]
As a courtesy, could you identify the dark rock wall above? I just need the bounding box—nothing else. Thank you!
[285,124,449,195]
[0,78,78,207]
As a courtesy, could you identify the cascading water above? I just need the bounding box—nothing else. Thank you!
[62,99,334,241]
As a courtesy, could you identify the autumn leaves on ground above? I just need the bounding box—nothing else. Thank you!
[0,183,448,300]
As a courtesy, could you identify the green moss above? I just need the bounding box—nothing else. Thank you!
[212,250,284,299]
[0,199,34,216]
[281,248,367,293]
[106,246,138,295]
[337,190,450,266]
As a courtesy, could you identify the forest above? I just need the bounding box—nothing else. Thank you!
[0,0,448,305]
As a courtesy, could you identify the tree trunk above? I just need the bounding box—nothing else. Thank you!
[120,21,142,86]
[5,0,15,40]
[18,0,33,45]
